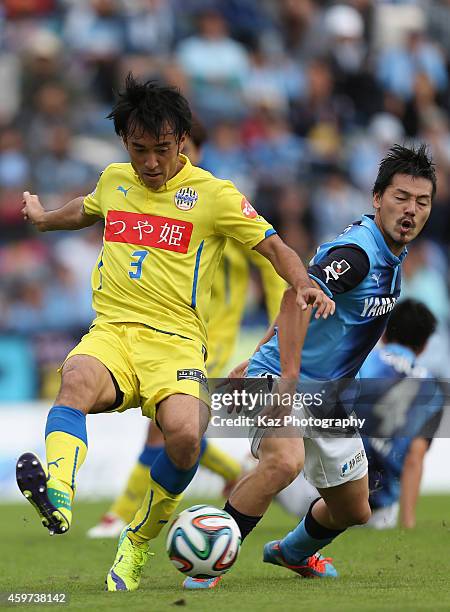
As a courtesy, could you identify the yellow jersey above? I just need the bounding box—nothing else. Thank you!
[83,155,275,349]
[206,239,286,376]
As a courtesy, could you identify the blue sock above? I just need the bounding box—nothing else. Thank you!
[45,405,87,446]
[138,437,207,469]
[138,444,163,467]
[150,448,201,495]
[280,500,345,563]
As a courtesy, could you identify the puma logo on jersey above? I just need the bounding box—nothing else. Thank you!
[371,272,382,287]
[117,185,132,196]
[360,297,397,318]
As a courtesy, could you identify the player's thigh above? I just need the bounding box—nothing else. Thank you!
[62,322,140,414]
[58,354,117,413]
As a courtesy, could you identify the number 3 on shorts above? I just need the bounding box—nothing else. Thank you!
[129,250,149,279]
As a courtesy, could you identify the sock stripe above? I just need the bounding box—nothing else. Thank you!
[305,506,345,539]
[151,449,198,495]
[71,447,79,491]
[45,406,88,447]
[130,489,154,534]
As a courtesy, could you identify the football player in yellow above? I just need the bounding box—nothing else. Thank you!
[16,74,334,592]
[87,123,286,539]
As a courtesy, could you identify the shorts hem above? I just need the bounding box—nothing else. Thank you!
[306,465,368,489]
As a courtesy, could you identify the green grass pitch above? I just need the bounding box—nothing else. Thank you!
[1,495,449,611]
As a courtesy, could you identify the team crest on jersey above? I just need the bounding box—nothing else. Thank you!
[324,259,350,283]
[241,197,258,219]
[174,187,198,210]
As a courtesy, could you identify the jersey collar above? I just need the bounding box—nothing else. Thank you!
[360,214,407,266]
[155,154,193,192]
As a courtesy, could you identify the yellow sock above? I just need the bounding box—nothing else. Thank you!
[45,431,87,499]
[127,476,182,544]
[200,442,242,482]
[110,462,150,523]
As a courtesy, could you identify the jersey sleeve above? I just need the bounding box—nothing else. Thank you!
[308,245,370,297]
[83,170,106,217]
[214,180,276,249]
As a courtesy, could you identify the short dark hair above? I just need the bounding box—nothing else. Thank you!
[384,299,437,352]
[373,143,436,200]
[107,73,192,142]
[190,116,208,149]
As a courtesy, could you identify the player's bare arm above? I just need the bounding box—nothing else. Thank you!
[227,281,319,383]
[277,287,312,379]
[254,234,335,317]
[22,191,101,232]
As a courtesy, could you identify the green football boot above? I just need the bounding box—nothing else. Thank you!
[106,528,152,591]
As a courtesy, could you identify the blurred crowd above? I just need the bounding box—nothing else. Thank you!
[0,0,449,398]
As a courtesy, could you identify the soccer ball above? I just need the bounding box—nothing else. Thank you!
[166,504,241,578]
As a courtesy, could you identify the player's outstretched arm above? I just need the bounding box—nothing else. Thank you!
[399,437,428,529]
[227,282,317,381]
[277,287,312,380]
[254,235,334,317]
[22,191,101,232]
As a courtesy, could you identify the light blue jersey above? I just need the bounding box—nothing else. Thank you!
[358,343,444,509]
[249,215,406,389]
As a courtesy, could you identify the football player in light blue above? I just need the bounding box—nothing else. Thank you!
[185,144,436,588]
[276,299,444,531]
[359,299,444,529]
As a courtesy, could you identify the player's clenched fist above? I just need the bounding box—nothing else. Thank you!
[22,191,46,231]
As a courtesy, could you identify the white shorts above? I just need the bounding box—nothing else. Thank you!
[302,434,368,489]
[248,372,368,489]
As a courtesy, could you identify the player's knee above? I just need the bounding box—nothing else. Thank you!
[260,454,301,493]
[166,428,202,469]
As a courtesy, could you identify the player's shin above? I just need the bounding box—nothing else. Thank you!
[127,448,200,544]
[45,405,88,498]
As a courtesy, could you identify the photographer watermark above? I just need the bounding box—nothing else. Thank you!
[204,376,449,439]
[210,412,365,430]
